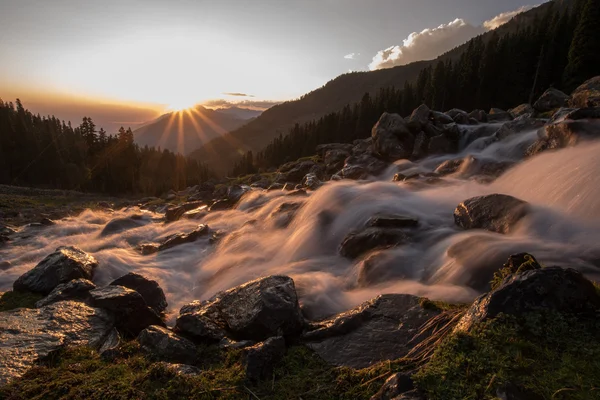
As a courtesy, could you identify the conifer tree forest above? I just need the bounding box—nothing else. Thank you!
[232,0,599,176]
[0,100,215,195]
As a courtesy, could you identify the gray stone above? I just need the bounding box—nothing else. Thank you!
[110,273,167,313]
[570,76,600,108]
[509,104,534,119]
[0,301,114,385]
[100,217,145,236]
[339,228,408,260]
[408,104,431,131]
[35,278,96,308]
[468,109,488,123]
[454,194,529,234]
[427,135,451,154]
[13,246,98,295]
[138,325,197,364]
[526,120,600,157]
[244,336,286,382]
[534,88,571,112]
[303,295,440,368]
[372,113,415,160]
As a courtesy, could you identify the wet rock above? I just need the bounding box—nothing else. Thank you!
[110,273,167,313]
[183,206,208,220]
[302,173,322,190]
[430,110,454,124]
[408,104,431,131]
[98,328,121,358]
[165,201,204,222]
[35,278,96,308]
[455,266,600,333]
[534,88,571,112]
[366,214,419,229]
[434,158,464,175]
[0,301,114,385]
[219,337,256,350]
[100,217,145,236]
[176,276,304,342]
[243,336,286,382]
[13,246,98,295]
[267,183,285,191]
[564,107,600,120]
[487,108,513,122]
[526,119,600,157]
[339,228,409,260]
[427,134,452,154]
[174,308,227,342]
[454,194,529,234]
[269,202,302,229]
[279,161,317,183]
[371,372,415,400]
[357,251,413,287]
[509,104,534,119]
[494,118,547,141]
[142,224,212,254]
[452,112,470,124]
[0,261,11,271]
[303,295,440,368]
[468,109,487,123]
[323,149,350,172]
[411,132,428,159]
[138,325,197,364]
[352,137,373,155]
[372,113,415,160]
[341,153,387,180]
[316,143,353,157]
[90,285,165,337]
[570,76,600,108]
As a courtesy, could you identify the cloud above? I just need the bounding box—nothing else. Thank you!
[344,53,360,60]
[483,5,535,30]
[222,92,255,97]
[369,5,538,71]
[202,99,282,111]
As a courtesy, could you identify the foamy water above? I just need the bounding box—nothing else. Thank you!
[2,123,600,322]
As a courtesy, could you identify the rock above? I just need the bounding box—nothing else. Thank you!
[366,214,419,229]
[434,158,464,175]
[454,194,529,234]
[35,278,96,308]
[408,104,431,131]
[430,110,454,125]
[352,138,373,155]
[316,143,353,157]
[279,161,317,183]
[526,119,600,157]
[452,112,470,125]
[303,295,440,368]
[509,104,534,119]
[455,266,600,333]
[534,88,571,112]
[339,228,409,260]
[13,246,98,295]
[341,153,387,180]
[174,307,227,342]
[138,325,197,364]
[243,336,286,382]
[468,109,487,123]
[391,390,426,400]
[564,107,600,120]
[110,273,167,314]
[219,337,255,350]
[487,108,513,122]
[323,149,350,172]
[100,217,145,236]
[302,173,322,190]
[267,183,285,191]
[183,206,208,220]
[153,362,201,376]
[427,135,452,154]
[0,301,114,385]
[372,113,415,160]
[371,372,415,400]
[570,76,600,108]
[142,224,212,254]
[90,285,165,337]
[411,132,428,159]
[98,328,121,358]
[494,118,547,141]
[269,202,302,229]
[445,109,468,119]
[0,225,16,236]
[0,261,11,271]
[39,218,56,226]
[165,206,186,222]
[176,276,304,342]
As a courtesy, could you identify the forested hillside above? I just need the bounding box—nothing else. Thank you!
[232,0,598,175]
[0,100,214,195]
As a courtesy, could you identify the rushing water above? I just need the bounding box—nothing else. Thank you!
[2,122,600,322]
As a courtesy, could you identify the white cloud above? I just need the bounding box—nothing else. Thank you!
[483,5,535,30]
[344,53,360,60]
[369,5,538,71]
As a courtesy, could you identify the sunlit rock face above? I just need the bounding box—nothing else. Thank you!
[0,301,114,385]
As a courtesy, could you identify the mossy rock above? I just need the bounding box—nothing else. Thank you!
[490,253,541,290]
[0,291,43,312]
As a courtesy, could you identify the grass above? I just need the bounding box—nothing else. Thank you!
[414,311,600,400]
[0,291,44,312]
[0,342,410,400]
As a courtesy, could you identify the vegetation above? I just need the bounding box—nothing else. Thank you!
[232,0,599,176]
[0,343,410,400]
[414,311,600,400]
[0,291,43,312]
[0,102,215,195]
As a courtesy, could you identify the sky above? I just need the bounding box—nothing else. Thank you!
[0,0,542,132]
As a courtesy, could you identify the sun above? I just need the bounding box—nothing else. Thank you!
[168,99,198,112]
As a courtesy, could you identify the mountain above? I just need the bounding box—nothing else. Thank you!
[190,0,567,175]
[215,106,263,120]
[133,106,253,155]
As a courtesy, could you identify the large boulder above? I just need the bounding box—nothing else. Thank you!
[427,135,452,154]
[341,153,387,180]
[430,111,454,125]
[140,224,213,255]
[509,104,534,119]
[468,109,488,123]
[324,149,350,172]
[455,264,600,332]
[13,246,98,295]
[35,278,96,308]
[408,104,431,131]
[100,217,145,236]
[138,325,197,365]
[90,286,165,337]
[372,113,415,160]
[454,194,529,234]
[494,118,547,141]
[176,276,304,342]
[339,228,409,260]
[0,301,114,385]
[526,119,600,157]
[278,161,317,183]
[110,273,167,314]
[533,88,570,112]
[165,201,204,222]
[487,108,513,122]
[243,336,286,382]
[316,143,353,157]
[303,295,440,368]
[569,76,600,108]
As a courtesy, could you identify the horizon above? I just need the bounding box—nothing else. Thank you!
[1,0,541,133]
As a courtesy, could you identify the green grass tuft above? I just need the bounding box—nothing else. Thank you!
[0,291,44,312]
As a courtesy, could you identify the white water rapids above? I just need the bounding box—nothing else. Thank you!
[2,124,600,322]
